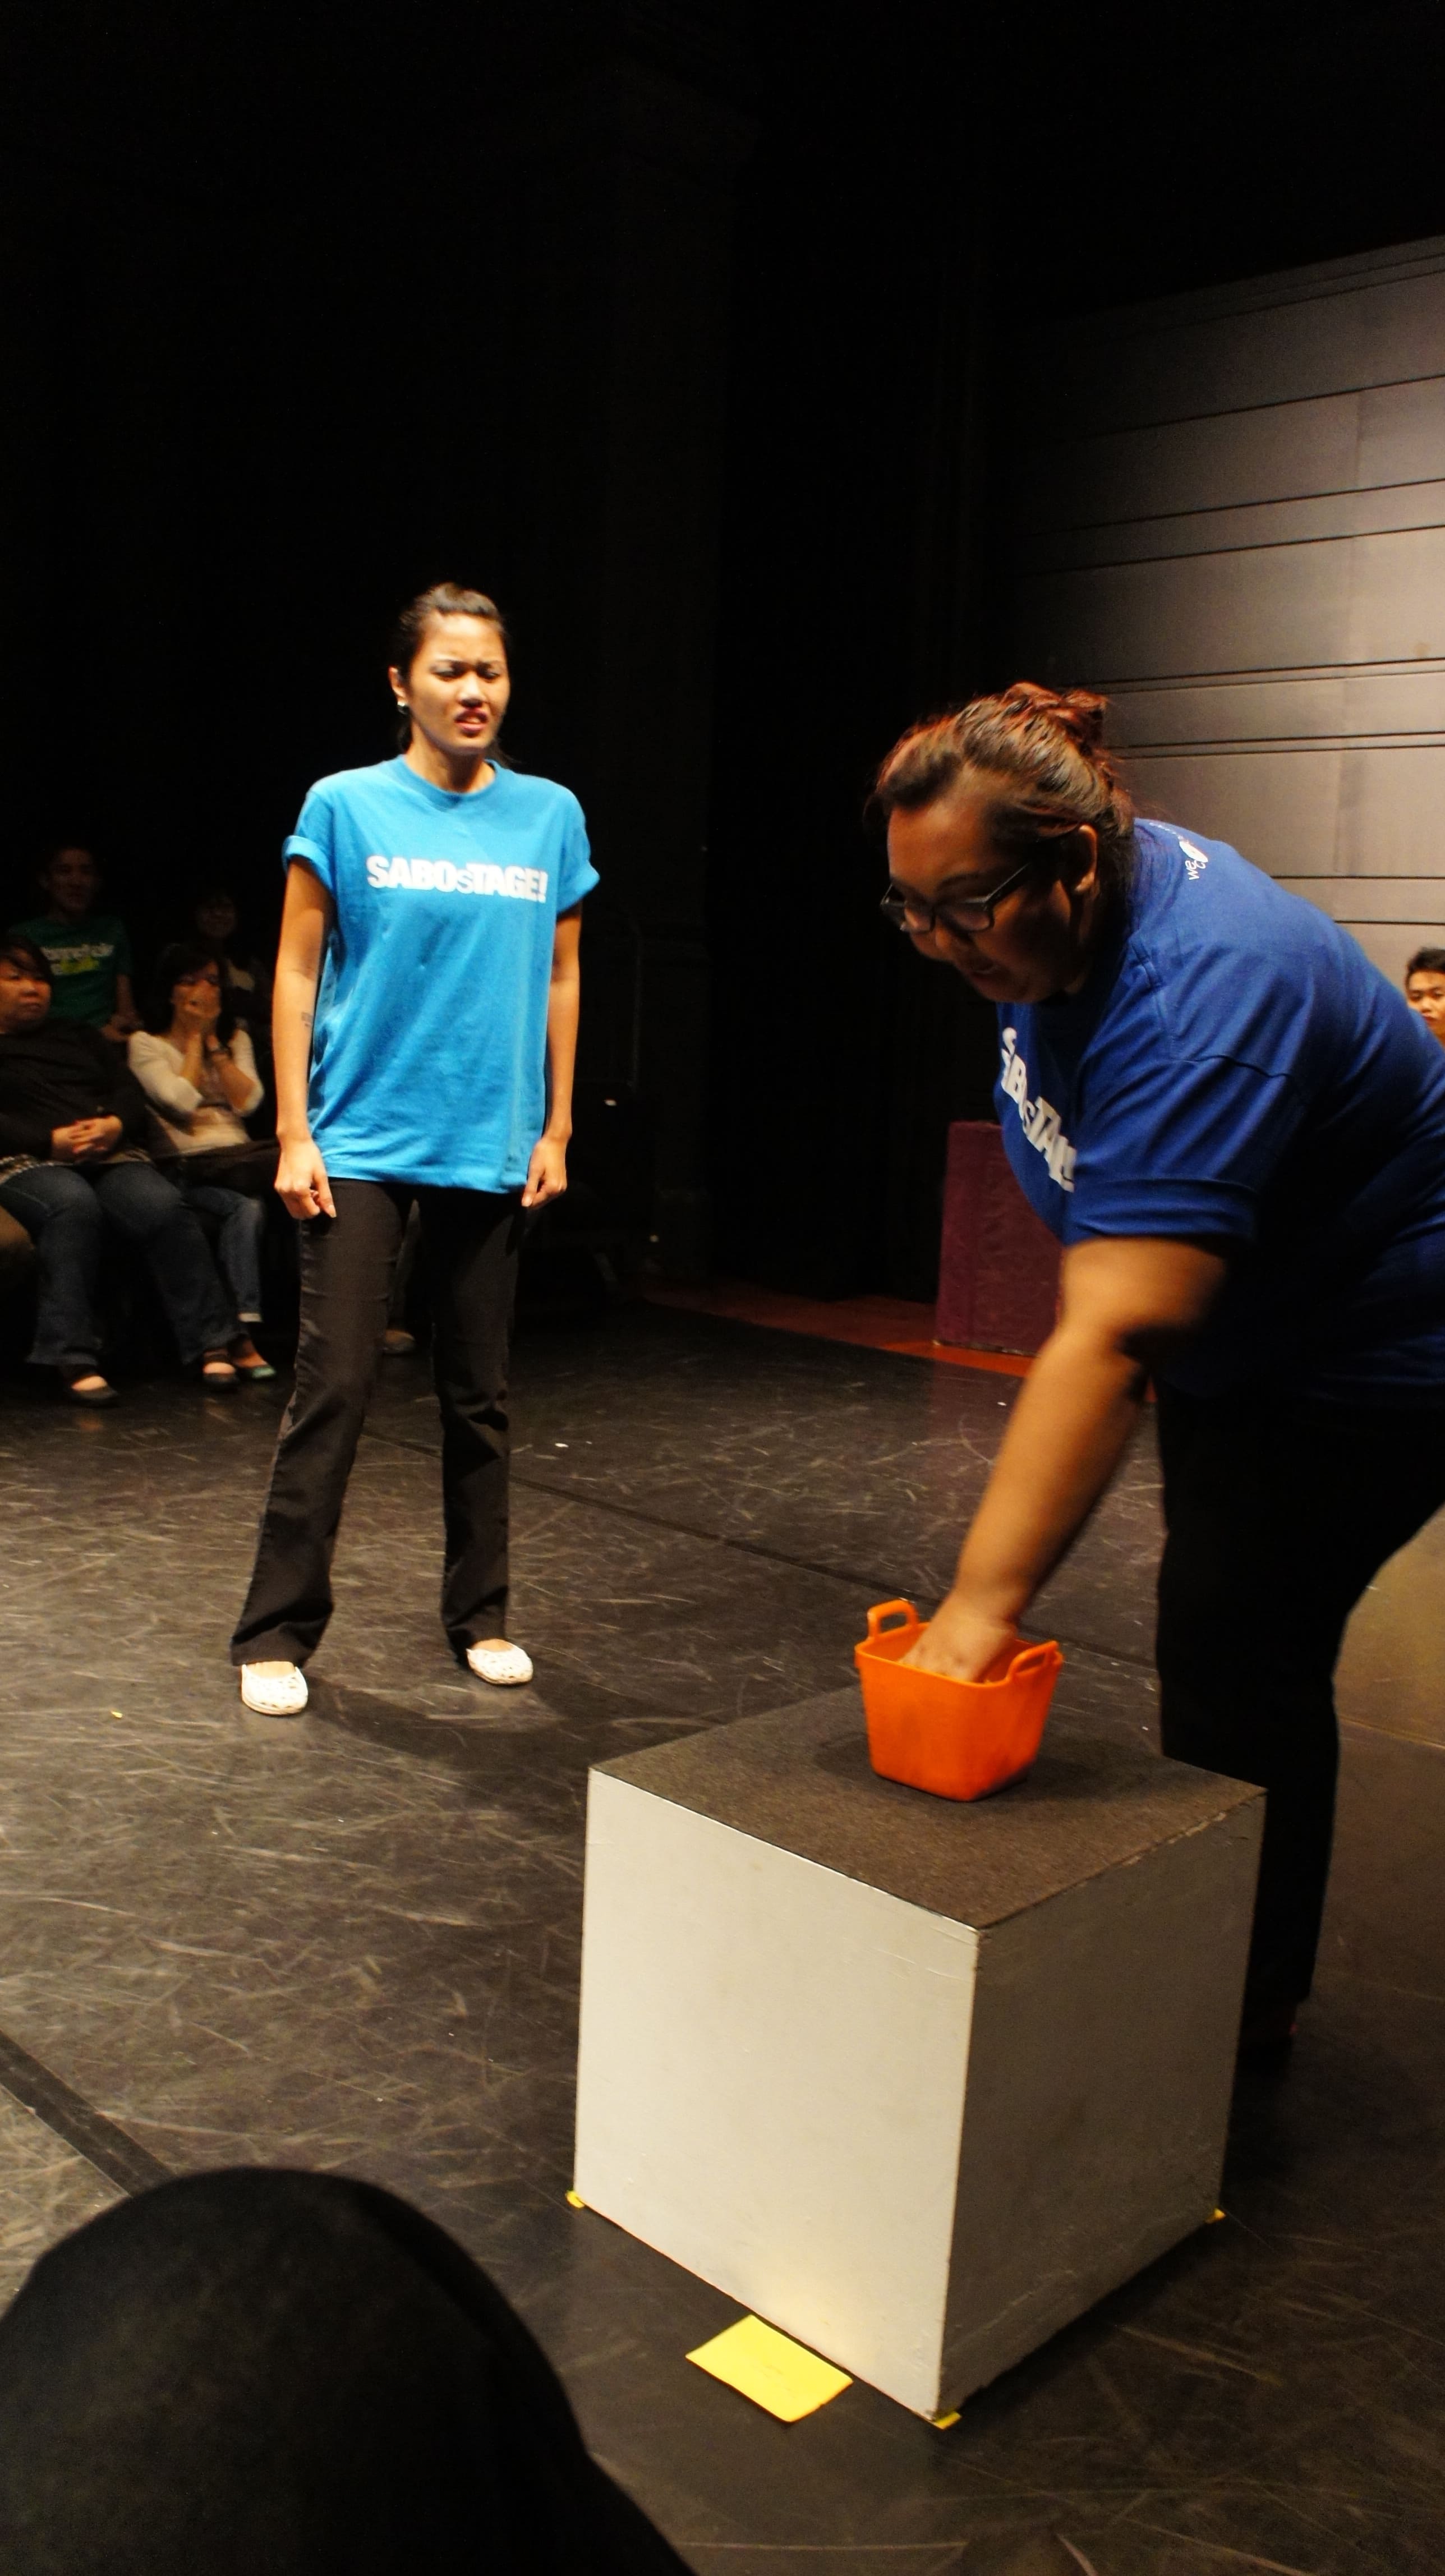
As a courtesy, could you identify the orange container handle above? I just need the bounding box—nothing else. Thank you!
[1006,1640,1062,1680]
[865,1598,920,1642]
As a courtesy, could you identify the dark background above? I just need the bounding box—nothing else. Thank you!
[6,0,1445,1294]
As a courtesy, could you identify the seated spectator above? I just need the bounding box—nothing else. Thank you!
[130,944,278,1376]
[0,2168,692,2576]
[11,844,138,1038]
[0,935,261,1405]
[0,1204,36,1341]
[193,882,273,1028]
[1405,945,1445,1047]
[0,1203,34,1287]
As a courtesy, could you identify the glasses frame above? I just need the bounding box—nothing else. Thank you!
[880,850,1041,941]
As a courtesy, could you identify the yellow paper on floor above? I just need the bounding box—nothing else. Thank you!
[686,2314,852,2421]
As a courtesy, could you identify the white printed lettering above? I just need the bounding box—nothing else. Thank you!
[998,1031,1075,1194]
[367,854,553,903]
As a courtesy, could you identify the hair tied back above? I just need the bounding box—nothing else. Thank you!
[995,681,1109,762]
[869,677,1135,903]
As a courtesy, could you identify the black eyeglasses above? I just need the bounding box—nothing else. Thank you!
[880,852,1040,940]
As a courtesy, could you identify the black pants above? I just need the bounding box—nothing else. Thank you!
[0,2169,688,2575]
[231,1179,524,1667]
[1156,1383,1445,2016]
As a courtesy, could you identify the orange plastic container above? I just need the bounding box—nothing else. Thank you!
[854,1598,1064,1801]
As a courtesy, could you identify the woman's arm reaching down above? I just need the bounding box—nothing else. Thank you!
[522,904,582,1209]
[271,862,336,1220]
[907,1234,1227,1680]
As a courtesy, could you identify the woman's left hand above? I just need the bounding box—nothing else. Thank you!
[521,1135,569,1209]
[903,1593,1019,1681]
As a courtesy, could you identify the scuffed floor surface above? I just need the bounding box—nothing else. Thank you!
[0,1302,1442,2575]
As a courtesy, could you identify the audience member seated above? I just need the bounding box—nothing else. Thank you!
[130,943,278,1378]
[10,843,139,1039]
[0,935,256,1405]
[0,1202,36,1349]
[192,882,273,1042]
[0,2165,1094,2575]
[0,2168,692,2576]
[1405,944,1445,1047]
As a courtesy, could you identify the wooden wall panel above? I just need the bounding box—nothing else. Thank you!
[1007,234,1445,986]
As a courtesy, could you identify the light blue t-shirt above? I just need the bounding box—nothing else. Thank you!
[995,819,1445,1404]
[285,757,598,1192]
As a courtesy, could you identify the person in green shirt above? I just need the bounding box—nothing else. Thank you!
[12,845,138,1038]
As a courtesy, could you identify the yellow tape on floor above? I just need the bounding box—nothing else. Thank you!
[686,2315,852,2421]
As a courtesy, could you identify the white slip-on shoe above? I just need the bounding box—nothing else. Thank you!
[465,1641,534,1688]
[239,1661,309,1716]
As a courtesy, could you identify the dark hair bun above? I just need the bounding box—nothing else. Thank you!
[870,677,1134,903]
[999,681,1108,759]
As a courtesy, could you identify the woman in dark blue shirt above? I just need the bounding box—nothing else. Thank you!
[872,682,1445,2050]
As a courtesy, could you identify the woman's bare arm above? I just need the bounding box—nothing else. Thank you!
[522,905,582,1209]
[908,1235,1226,1678]
[271,863,336,1219]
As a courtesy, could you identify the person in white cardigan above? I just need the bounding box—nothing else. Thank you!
[130,942,277,1379]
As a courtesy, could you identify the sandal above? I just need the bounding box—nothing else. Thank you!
[465,1640,534,1687]
[62,1368,119,1409]
[238,1661,309,1716]
[228,1335,276,1382]
[201,1349,238,1390]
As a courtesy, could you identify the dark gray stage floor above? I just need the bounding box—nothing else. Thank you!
[1,1304,1442,2574]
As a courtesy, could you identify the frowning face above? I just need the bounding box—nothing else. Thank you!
[0,955,52,1033]
[391,614,511,769]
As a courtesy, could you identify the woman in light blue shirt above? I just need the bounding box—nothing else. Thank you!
[232,583,597,1717]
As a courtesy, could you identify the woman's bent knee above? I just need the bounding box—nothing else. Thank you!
[1,1170,99,1230]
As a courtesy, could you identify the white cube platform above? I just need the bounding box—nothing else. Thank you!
[573,1690,1263,2418]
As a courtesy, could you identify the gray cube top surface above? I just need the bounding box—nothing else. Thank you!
[595,1690,1262,1928]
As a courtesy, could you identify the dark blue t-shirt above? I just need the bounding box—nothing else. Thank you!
[995,819,1445,1403]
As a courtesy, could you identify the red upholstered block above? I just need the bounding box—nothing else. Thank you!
[937,1121,1062,1354]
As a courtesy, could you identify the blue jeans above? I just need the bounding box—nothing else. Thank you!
[181,1180,265,1322]
[0,1160,237,1371]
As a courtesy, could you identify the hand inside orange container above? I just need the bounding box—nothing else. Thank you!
[854,1599,1063,1801]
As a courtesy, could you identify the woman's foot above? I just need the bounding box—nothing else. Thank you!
[239,1661,309,1716]
[228,1333,276,1382]
[61,1367,119,1409]
[465,1638,534,1687]
[200,1349,238,1390]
